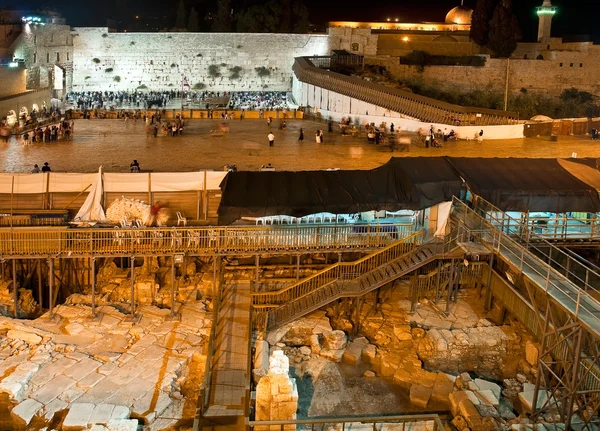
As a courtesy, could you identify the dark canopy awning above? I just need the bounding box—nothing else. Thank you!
[217,157,463,225]
[447,157,600,213]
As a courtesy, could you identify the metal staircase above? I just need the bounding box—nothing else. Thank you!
[252,231,461,331]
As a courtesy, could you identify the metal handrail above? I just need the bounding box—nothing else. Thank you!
[0,223,413,257]
[453,198,600,338]
[251,230,424,306]
[469,195,600,295]
[247,413,445,431]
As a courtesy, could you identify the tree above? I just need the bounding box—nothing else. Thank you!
[235,0,309,33]
[487,0,522,58]
[212,0,232,32]
[470,0,497,46]
[188,7,199,32]
[175,0,187,29]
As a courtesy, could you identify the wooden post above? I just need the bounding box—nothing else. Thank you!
[48,258,54,319]
[130,257,135,317]
[255,255,260,291]
[10,176,14,228]
[446,259,455,313]
[37,259,43,312]
[212,256,217,298]
[91,258,96,317]
[296,254,300,281]
[203,171,208,221]
[170,256,176,316]
[12,259,17,318]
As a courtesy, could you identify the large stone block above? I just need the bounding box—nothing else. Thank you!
[410,384,433,408]
[430,372,456,406]
[525,341,539,367]
[62,403,96,431]
[7,329,42,345]
[322,330,347,350]
[11,399,43,428]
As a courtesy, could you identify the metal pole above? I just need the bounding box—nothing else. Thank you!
[170,256,176,317]
[296,254,300,281]
[130,256,135,318]
[48,258,54,319]
[91,258,96,317]
[446,259,455,313]
[434,260,442,303]
[12,259,18,318]
[485,254,494,311]
[504,58,510,112]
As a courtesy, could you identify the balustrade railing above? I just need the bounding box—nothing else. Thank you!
[251,230,424,307]
[0,223,413,257]
[294,57,519,126]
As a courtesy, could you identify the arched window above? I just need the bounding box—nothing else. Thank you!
[536,54,544,60]
[351,42,359,51]
[523,54,528,59]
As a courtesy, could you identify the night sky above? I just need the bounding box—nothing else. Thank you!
[5,0,599,42]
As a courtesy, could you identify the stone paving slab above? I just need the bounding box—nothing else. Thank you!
[31,374,77,404]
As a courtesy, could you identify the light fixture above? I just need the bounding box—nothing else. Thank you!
[395,18,399,22]
[386,18,391,22]
[403,36,409,42]
[8,62,18,67]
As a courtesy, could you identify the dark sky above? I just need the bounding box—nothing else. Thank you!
[6,0,599,42]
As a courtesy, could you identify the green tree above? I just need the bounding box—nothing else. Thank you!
[487,0,522,58]
[175,0,187,29]
[212,0,232,32]
[188,7,199,31]
[235,0,309,33]
[470,0,497,46]
[291,1,310,33]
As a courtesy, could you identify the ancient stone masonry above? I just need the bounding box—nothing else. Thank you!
[263,285,565,430]
[71,28,333,92]
[0,298,210,430]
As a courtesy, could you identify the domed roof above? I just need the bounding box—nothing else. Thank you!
[445,5,473,25]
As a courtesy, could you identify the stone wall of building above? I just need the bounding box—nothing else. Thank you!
[71,28,334,92]
[0,66,27,97]
[369,48,600,98]
[327,27,378,56]
[11,23,73,91]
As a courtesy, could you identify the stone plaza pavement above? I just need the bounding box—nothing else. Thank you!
[1,119,599,173]
[0,299,209,430]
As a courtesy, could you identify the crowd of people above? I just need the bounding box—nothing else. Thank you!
[143,112,185,138]
[228,91,289,111]
[67,91,177,110]
[21,120,74,146]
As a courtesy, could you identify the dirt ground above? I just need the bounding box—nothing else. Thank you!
[1,118,599,173]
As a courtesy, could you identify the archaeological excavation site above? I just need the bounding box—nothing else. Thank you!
[0,159,599,431]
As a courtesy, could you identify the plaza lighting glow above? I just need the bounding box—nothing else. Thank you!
[8,62,18,67]
[403,36,409,41]
[21,16,43,24]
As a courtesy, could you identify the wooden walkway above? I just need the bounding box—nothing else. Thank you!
[204,284,251,419]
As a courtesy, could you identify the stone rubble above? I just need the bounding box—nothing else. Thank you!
[266,287,579,431]
[0,296,210,429]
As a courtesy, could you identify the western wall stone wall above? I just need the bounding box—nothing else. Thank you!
[71,28,334,92]
[368,51,600,98]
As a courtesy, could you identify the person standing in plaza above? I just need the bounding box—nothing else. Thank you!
[268,132,275,147]
[31,164,40,173]
[267,117,272,128]
[41,162,51,172]
[22,132,30,146]
[298,128,304,143]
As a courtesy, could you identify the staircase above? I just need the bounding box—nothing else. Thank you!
[253,231,461,331]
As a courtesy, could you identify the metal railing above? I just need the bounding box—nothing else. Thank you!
[452,198,600,338]
[469,196,600,295]
[247,413,445,431]
[0,223,413,257]
[251,230,424,307]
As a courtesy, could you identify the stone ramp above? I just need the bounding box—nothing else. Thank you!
[204,284,251,419]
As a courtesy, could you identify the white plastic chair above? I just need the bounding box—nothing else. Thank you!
[176,211,187,227]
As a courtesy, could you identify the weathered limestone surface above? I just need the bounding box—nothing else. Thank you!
[71,28,333,92]
[0,297,210,429]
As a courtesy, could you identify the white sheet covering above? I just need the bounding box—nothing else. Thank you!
[103,173,150,192]
[434,202,453,237]
[0,173,47,194]
[74,168,106,222]
[150,172,205,192]
[48,173,97,193]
